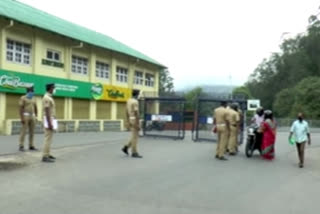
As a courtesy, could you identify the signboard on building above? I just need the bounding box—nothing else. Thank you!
[0,69,131,102]
[247,99,260,111]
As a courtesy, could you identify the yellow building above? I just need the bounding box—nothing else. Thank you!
[0,0,165,135]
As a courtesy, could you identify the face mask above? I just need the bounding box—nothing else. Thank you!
[26,92,34,99]
[298,116,303,121]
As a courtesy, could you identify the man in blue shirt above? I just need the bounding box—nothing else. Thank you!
[289,113,311,168]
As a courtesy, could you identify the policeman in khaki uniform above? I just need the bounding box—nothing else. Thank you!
[122,89,143,158]
[42,83,56,163]
[227,103,240,155]
[213,101,229,160]
[19,86,38,151]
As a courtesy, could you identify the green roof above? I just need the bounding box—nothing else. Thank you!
[0,0,165,68]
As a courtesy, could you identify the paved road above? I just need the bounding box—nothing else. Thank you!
[0,131,320,214]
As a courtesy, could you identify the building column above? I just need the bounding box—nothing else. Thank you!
[128,63,135,89]
[89,52,96,83]
[36,96,42,120]
[32,30,41,74]
[65,98,72,120]
[89,100,96,120]
[111,102,117,120]
[0,93,6,134]
[110,57,117,85]
[0,27,4,69]
[65,46,71,79]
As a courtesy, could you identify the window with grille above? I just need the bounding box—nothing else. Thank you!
[116,66,128,83]
[47,49,61,62]
[134,71,144,85]
[71,55,89,75]
[145,73,155,87]
[96,61,109,79]
[6,39,31,65]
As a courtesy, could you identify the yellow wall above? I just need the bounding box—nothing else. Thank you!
[0,17,161,134]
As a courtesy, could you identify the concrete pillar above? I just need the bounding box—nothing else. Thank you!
[36,96,42,120]
[89,100,96,120]
[128,63,135,89]
[111,102,117,120]
[89,52,96,83]
[0,27,4,69]
[65,98,72,120]
[32,30,41,74]
[110,57,117,85]
[0,93,6,134]
[65,46,71,79]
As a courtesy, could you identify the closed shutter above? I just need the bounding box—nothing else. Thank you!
[116,102,126,120]
[72,99,89,119]
[55,98,65,119]
[5,93,21,119]
[96,101,111,119]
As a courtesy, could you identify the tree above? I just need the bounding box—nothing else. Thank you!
[291,77,320,119]
[184,87,204,111]
[273,88,296,117]
[244,7,320,114]
[159,69,174,95]
[232,85,252,99]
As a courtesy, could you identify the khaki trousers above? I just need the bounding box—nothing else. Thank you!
[228,125,238,153]
[126,122,139,154]
[43,128,54,158]
[19,116,35,147]
[216,126,229,158]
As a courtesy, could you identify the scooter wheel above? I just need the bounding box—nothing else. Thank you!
[245,139,254,158]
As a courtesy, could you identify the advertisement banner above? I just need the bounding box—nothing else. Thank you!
[91,83,132,102]
[0,69,131,102]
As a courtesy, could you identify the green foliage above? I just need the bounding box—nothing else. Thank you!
[159,69,174,95]
[184,87,204,111]
[292,77,320,119]
[273,88,296,117]
[243,8,320,118]
[232,86,252,99]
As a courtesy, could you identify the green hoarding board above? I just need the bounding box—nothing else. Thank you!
[0,69,93,99]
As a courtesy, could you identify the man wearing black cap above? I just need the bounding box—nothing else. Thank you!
[42,83,56,163]
[19,86,38,151]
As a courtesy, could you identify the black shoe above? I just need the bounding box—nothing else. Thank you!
[19,146,25,152]
[42,157,55,163]
[29,146,38,151]
[299,163,304,168]
[229,152,236,156]
[49,155,56,160]
[215,155,219,159]
[122,146,129,155]
[218,156,228,161]
[132,153,143,158]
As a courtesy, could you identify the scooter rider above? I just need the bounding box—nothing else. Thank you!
[252,107,264,127]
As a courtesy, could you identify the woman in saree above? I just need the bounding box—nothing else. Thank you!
[260,110,276,160]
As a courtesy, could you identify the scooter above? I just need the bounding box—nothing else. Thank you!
[245,124,262,157]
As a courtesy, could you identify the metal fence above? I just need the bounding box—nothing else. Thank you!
[142,97,186,140]
[192,97,247,143]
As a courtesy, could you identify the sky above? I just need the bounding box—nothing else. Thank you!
[18,0,320,90]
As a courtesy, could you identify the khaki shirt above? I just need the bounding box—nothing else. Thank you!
[213,106,228,125]
[126,98,139,119]
[227,109,240,126]
[42,92,56,117]
[19,95,36,115]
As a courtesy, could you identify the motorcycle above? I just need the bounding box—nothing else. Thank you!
[145,121,165,131]
[245,124,262,157]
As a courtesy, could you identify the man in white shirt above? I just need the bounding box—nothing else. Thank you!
[251,107,264,127]
[289,113,311,168]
